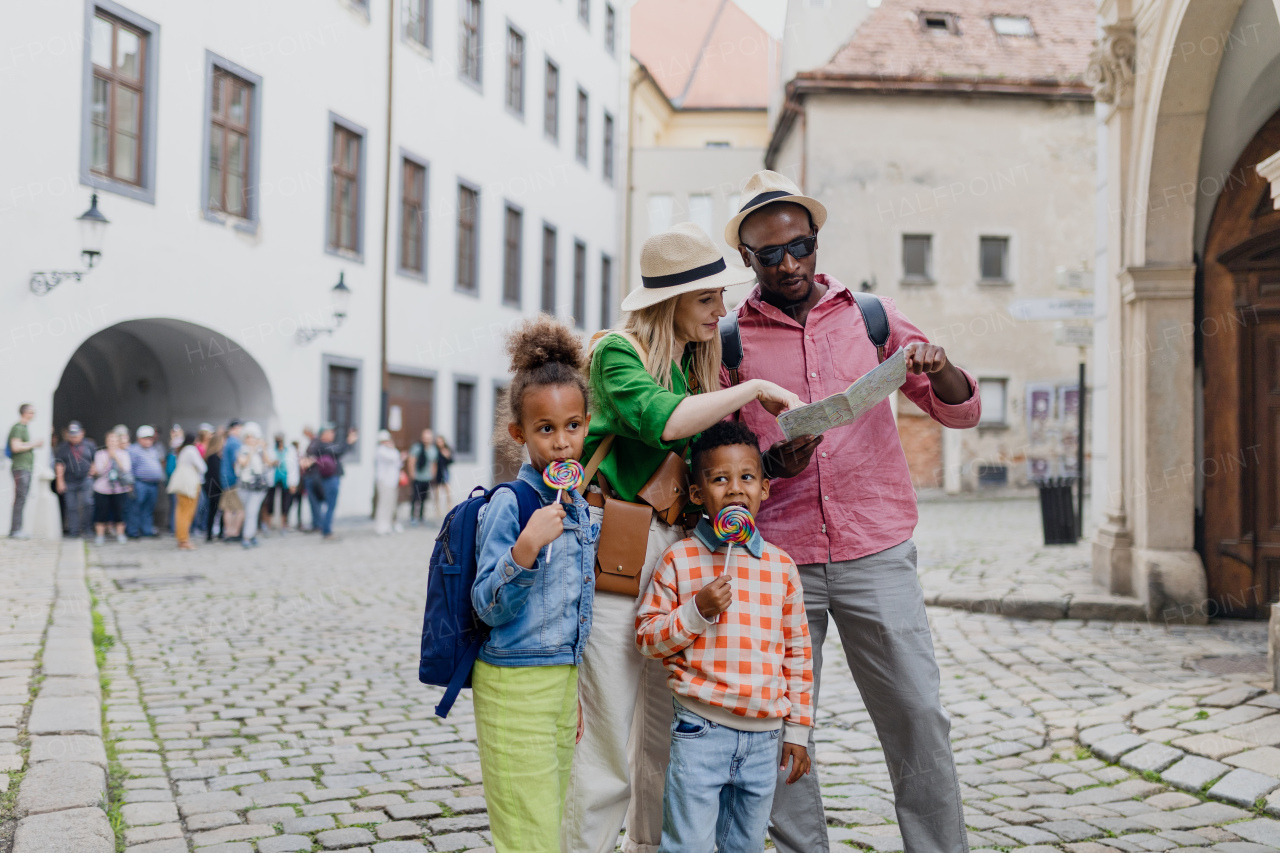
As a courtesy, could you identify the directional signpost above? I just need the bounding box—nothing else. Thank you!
[1009,295,1093,541]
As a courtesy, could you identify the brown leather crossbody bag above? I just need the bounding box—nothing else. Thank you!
[582,437,690,598]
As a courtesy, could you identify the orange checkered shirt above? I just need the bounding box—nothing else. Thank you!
[635,534,813,740]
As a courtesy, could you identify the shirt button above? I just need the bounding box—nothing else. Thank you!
[821,452,828,458]
[823,495,829,501]
[810,372,817,378]
[581,616,587,623]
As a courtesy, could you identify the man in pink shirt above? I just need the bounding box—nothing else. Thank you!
[722,171,981,853]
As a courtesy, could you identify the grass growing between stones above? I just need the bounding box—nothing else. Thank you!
[90,588,128,853]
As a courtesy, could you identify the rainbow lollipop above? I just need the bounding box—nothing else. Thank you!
[711,505,756,622]
[542,460,584,561]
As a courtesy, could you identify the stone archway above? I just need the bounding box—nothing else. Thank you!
[53,319,275,444]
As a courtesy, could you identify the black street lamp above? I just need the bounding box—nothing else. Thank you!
[297,272,353,344]
[30,194,110,295]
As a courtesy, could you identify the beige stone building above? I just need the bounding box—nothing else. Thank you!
[1089,0,1280,621]
[626,0,777,300]
[767,0,1097,493]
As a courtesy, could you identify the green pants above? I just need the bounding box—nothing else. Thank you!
[472,660,579,853]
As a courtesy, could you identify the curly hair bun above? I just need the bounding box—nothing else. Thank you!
[506,314,585,374]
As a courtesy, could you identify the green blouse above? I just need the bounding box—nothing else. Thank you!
[584,334,695,503]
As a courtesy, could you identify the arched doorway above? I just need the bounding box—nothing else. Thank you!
[1201,107,1280,618]
[54,319,275,444]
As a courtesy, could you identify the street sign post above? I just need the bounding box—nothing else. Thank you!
[1008,298,1094,321]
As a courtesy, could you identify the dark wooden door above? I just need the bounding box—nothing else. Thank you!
[1202,106,1280,617]
[1251,318,1280,606]
[388,374,434,499]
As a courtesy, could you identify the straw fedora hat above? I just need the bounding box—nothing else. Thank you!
[723,170,827,248]
[622,222,756,312]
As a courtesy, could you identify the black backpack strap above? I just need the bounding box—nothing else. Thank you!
[719,314,743,387]
[851,291,890,363]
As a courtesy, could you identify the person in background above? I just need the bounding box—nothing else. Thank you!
[169,433,206,551]
[193,425,213,533]
[374,430,406,535]
[290,440,307,530]
[432,434,453,517]
[407,428,436,526]
[8,403,43,539]
[307,423,357,540]
[299,425,322,533]
[203,431,225,541]
[165,424,185,533]
[235,422,275,548]
[126,425,166,538]
[219,419,246,541]
[55,421,97,538]
[267,432,299,534]
[91,426,132,545]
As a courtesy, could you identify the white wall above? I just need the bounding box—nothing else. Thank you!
[0,0,624,530]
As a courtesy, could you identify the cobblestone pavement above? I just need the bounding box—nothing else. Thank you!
[915,498,1148,620]
[17,498,1272,853]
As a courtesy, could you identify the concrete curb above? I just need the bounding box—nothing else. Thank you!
[12,542,114,853]
[925,588,1148,621]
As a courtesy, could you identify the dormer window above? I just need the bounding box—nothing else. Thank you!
[991,15,1034,36]
[919,12,959,34]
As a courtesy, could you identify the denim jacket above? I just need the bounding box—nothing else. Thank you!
[472,463,600,667]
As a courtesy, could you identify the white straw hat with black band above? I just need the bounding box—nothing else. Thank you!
[621,222,756,312]
[724,170,828,249]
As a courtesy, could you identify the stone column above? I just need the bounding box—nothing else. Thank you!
[1257,150,1280,211]
[1089,20,1137,598]
[1119,265,1207,624]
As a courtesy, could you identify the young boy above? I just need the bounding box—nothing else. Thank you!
[635,421,813,853]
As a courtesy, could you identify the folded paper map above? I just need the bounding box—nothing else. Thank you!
[776,348,908,440]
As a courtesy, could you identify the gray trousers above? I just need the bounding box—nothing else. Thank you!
[768,539,969,853]
[10,469,31,535]
[63,479,95,536]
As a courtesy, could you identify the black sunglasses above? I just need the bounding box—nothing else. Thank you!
[744,234,817,267]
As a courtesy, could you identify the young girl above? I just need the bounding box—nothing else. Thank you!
[471,315,599,853]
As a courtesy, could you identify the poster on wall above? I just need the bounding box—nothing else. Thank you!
[1025,382,1055,444]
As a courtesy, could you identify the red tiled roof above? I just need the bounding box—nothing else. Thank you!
[805,0,1094,91]
[631,0,775,109]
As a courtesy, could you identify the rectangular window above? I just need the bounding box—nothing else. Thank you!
[460,0,482,84]
[88,11,147,186]
[542,224,557,314]
[406,0,431,48]
[688,193,713,237]
[605,4,616,53]
[600,254,613,328]
[456,183,479,292]
[328,122,363,254]
[505,26,524,114]
[576,88,589,164]
[455,380,476,456]
[648,194,673,234]
[578,0,590,26]
[902,234,932,282]
[503,203,522,306]
[573,239,587,329]
[400,156,428,275]
[203,66,253,219]
[978,378,1008,425]
[544,60,559,140]
[602,111,615,182]
[980,236,1009,282]
[327,365,357,441]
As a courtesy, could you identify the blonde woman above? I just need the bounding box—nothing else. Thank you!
[563,222,802,853]
[234,422,275,548]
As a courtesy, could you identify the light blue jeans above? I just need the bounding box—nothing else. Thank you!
[660,700,780,853]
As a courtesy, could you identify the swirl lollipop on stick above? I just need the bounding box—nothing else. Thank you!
[541,460,584,561]
[711,505,756,622]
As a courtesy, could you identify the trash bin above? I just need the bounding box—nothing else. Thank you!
[1036,477,1077,545]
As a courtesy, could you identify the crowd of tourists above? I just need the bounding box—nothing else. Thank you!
[6,406,455,547]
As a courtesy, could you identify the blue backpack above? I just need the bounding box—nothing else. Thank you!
[418,480,541,718]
